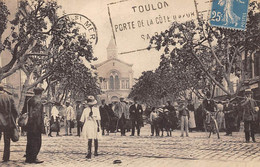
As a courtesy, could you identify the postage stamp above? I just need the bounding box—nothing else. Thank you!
[210,0,249,30]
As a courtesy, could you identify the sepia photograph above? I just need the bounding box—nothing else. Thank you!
[0,0,259,166]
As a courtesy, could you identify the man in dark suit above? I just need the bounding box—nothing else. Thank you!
[129,97,143,136]
[0,84,18,162]
[25,87,45,164]
[99,99,110,135]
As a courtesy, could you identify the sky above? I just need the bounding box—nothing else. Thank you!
[56,0,211,78]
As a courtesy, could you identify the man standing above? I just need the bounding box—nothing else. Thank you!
[223,98,235,136]
[25,87,44,164]
[48,102,61,137]
[129,97,143,136]
[75,100,83,136]
[241,89,258,143]
[115,97,129,136]
[0,84,18,162]
[64,101,75,136]
[202,91,216,124]
[165,100,178,130]
[99,99,110,135]
[179,101,190,137]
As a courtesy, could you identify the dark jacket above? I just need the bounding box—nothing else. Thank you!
[241,98,258,121]
[202,99,216,112]
[129,104,143,120]
[99,104,110,122]
[224,103,234,117]
[0,91,18,130]
[26,96,44,133]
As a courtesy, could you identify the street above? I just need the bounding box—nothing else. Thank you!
[1,125,260,167]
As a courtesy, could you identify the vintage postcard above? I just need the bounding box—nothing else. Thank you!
[0,0,259,167]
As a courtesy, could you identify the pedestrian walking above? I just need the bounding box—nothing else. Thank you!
[80,96,101,159]
[75,100,83,136]
[241,89,258,143]
[43,113,50,136]
[179,100,189,137]
[64,101,75,136]
[25,87,45,164]
[223,97,235,136]
[149,107,159,136]
[0,84,19,162]
[114,97,129,136]
[187,99,196,132]
[99,99,110,135]
[129,97,143,136]
[48,102,61,137]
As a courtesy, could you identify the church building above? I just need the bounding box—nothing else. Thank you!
[95,38,134,103]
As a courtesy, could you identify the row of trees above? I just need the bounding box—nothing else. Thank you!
[0,0,100,111]
[129,1,260,105]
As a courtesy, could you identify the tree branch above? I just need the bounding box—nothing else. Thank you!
[191,50,231,95]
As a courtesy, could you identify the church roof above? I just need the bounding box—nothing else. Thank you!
[107,37,117,50]
[95,58,133,68]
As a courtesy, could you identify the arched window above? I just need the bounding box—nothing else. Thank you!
[109,76,114,89]
[109,71,120,90]
[115,75,120,89]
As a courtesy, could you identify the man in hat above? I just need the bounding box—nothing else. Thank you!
[129,97,143,136]
[99,99,110,135]
[114,97,129,136]
[223,97,235,136]
[241,89,258,143]
[48,102,61,137]
[178,100,190,137]
[202,91,216,124]
[165,100,178,130]
[0,83,18,162]
[64,101,75,136]
[25,87,45,164]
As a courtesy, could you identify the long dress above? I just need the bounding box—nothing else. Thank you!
[188,111,196,129]
[80,106,101,140]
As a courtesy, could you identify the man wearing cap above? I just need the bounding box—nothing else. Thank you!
[129,97,143,136]
[0,84,18,162]
[64,101,75,136]
[241,89,258,143]
[114,97,129,136]
[25,87,44,164]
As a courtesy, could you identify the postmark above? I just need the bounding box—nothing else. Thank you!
[107,0,211,55]
[57,14,98,46]
[210,0,249,30]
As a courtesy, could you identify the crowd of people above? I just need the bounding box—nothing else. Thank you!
[0,83,259,163]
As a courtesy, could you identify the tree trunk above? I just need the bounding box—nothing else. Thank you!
[17,77,30,113]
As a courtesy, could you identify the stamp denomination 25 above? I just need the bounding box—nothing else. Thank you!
[210,0,249,30]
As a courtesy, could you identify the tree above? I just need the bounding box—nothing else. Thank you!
[0,0,99,111]
[149,1,260,97]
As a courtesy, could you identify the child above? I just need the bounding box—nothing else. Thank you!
[149,107,159,136]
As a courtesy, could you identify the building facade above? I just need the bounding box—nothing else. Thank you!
[95,38,134,103]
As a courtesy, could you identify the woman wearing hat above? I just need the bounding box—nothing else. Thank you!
[80,96,101,159]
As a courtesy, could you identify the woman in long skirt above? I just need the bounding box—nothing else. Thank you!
[80,96,101,159]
